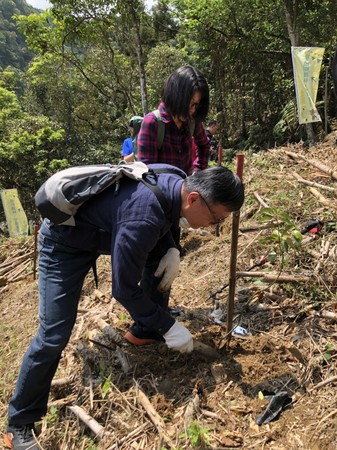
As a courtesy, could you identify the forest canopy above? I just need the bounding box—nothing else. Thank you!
[1,0,337,218]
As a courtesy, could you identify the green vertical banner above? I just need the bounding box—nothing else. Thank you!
[291,46,325,124]
[0,189,29,237]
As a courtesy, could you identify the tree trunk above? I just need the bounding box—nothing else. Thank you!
[305,122,315,146]
[283,0,300,47]
[132,10,148,115]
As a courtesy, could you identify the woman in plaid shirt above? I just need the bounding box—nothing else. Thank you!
[125,66,211,346]
[137,65,211,175]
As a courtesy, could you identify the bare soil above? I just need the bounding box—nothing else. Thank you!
[0,136,337,450]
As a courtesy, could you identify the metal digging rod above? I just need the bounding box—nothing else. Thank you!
[226,153,244,343]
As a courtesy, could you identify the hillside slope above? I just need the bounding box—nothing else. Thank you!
[0,0,36,70]
[0,136,336,449]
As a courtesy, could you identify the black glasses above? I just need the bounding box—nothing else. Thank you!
[199,194,225,225]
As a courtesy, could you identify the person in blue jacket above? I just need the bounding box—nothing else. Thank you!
[121,120,134,162]
[121,135,134,161]
[4,164,244,450]
[121,116,143,162]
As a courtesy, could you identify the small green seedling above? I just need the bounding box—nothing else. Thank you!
[101,374,112,399]
[180,420,211,448]
[323,343,334,362]
[258,207,303,254]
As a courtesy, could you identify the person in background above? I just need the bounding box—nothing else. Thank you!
[4,165,244,450]
[121,116,143,162]
[137,65,210,175]
[131,65,211,342]
[121,120,134,162]
[205,119,219,162]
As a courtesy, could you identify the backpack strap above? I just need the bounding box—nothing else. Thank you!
[141,167,186,215]
[152,109,165,149]
[153,109,195,149]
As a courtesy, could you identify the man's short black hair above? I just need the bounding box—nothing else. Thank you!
[185,166,244,211]
[161,65,209,122]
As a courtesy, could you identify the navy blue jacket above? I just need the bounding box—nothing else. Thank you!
[55,164,185,334]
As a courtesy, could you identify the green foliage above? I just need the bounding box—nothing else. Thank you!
[0,67,25,97]
[0,99,66,215]
[145,44,187,109]
[258,207,303,257]
[0,0,35,70]
[16,8,146,156]
[273,100,300,145]
[323,343,334,362]
[80,442,99,450]
[247,124,264,150]
[180,421,211,448]
[101,374,112,399]
[45,406,59,425]
[0,86,22,128]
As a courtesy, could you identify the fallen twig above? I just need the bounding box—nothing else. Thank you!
[292,171,337,192]
[239,222,282,232]
[309,187,337,210]
[318,310,337,322]
[48,395,77,407]
[241,204,259,221]
[184,393,200,428]
[236,271,311,283]
[309,409,337,445]
[135,385,175,448]
[106,424,150,450]
[51,377,73,388]
[68,404,105,439]
[253,192,269,208]
[285,150,337,180]
[8,260,32,282]
[201,408,227,424]
[310,375,337,391]
[8,270,33,283]
[93,318,125,346]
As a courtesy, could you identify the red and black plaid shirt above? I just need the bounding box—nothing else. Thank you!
[137,102,210,175]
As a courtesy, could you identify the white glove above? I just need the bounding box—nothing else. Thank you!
[154,247,180,292]
[163,321,194,353]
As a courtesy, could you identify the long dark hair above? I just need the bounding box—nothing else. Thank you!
[161,65,209,121]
